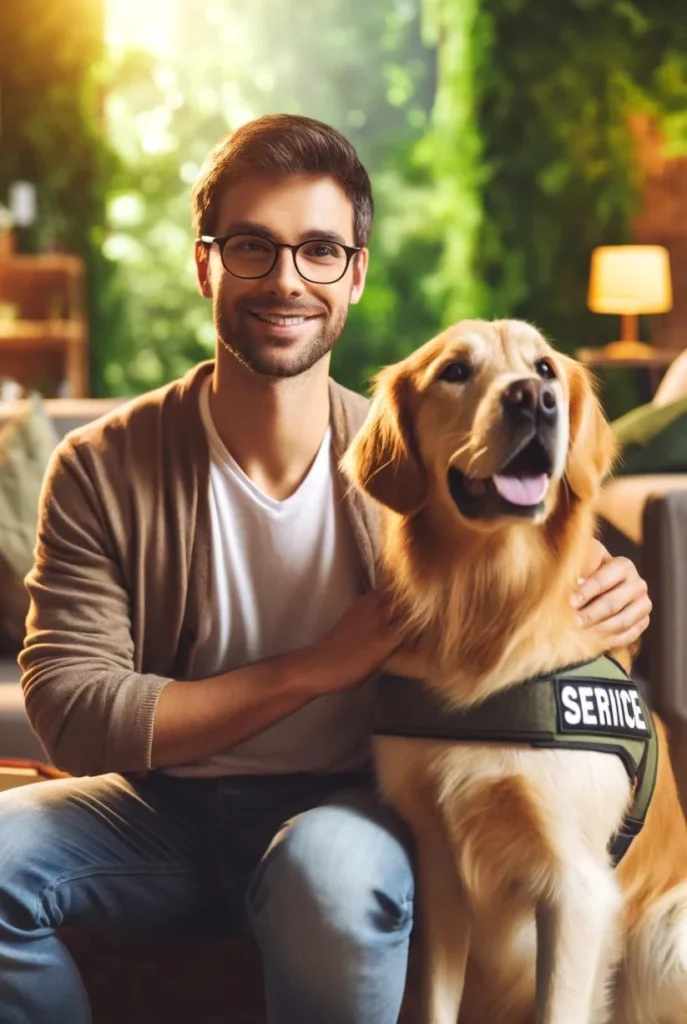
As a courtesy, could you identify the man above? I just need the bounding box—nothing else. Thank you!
[0,114,651,1024]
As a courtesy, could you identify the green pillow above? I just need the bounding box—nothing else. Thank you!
[615,412,687,476]
[611,396,687,448]
[0,396,58,653]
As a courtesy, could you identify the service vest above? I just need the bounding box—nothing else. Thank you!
[374,656,657,865]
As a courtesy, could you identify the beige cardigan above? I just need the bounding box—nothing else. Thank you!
[19,362,378,777]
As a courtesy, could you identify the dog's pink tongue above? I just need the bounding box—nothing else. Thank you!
[492,473,549,506]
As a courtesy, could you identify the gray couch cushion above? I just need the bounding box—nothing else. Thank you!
[0,397,123,761]
[0,656,46,760]
[0,397,60,650]
[598,474,687,544]
[0,397,122,440]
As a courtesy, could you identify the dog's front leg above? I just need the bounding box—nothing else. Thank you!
[535,857,622,1024]
[415,826,471,1024]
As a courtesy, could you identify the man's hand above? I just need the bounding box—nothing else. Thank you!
[310,591,404,695]
[571,540,652,650]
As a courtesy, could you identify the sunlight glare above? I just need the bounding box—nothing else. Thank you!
[105,0,179,57]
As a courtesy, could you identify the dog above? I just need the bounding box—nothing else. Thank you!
[342,319,687,1024]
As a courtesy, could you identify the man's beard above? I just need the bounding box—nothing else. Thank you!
[214,297,348,378]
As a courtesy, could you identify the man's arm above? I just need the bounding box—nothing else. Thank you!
[151,591,397,767]
[20,442,164,777]
[21,444,398,777]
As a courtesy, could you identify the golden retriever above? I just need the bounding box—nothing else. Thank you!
[342,319,687,1024]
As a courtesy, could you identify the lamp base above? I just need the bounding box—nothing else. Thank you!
[600,339,655,361]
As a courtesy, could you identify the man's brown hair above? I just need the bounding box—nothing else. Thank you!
[191,114,374,247]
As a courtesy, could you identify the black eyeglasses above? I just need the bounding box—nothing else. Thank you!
[197,233,362,284]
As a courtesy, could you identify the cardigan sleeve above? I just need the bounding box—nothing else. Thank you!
[19,440,171,776]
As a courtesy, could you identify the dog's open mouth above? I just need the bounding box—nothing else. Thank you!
[448,437,554,520]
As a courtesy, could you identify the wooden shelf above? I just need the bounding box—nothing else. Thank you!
[0,250,89,396]
[0,253,84,275]
[0,319,86,342]
[576,346,678,369]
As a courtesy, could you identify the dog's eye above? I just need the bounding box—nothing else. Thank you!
[535,358,556,380]
[439,362,471,384]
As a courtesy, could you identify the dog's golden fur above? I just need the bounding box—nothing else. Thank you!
[343,319,687,1024]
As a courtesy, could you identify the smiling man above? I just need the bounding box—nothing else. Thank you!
[0,115,651,1024]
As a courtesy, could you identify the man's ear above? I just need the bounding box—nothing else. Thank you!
[195,241,213,299]
[564,358,617,502]
[341,367,427,515]
[349,247,369,306]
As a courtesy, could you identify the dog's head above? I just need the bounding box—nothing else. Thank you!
[343,319,616,533]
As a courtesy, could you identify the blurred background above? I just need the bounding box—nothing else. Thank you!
[1,0,687,415]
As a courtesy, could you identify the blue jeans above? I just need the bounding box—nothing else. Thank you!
[0,770,414,1024]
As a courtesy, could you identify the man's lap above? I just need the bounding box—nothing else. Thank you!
[0,768,415,939]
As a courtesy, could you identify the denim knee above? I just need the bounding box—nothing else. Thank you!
[0,786,63,929]
[247,794,415,959]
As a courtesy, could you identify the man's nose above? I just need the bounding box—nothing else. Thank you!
[265,248,306,294]
[501,377,558,425]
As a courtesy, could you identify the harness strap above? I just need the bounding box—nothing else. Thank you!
[374,656,657,866]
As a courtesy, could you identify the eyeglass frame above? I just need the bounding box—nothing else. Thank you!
[197,233,363,284]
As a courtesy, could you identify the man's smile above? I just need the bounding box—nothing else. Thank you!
[248,311,321,327]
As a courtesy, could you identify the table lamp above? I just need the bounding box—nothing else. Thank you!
[587,244,672,359]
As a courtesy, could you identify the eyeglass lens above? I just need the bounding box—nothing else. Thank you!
[221,235,349,283]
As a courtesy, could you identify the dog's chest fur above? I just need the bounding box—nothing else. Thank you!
[375,735,631,1012]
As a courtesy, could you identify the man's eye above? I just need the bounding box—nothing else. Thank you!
[302,243,343,262]
[535,358,556,380]
[226,237,272,254]
[439,362,471,384]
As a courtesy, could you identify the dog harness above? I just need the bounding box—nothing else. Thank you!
[374,655,657,866]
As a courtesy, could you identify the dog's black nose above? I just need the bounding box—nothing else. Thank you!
[501,378,557,424]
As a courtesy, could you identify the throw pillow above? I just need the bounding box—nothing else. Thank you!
[0,397,58,653]
[611,396,687,449]
[616,411,687,476]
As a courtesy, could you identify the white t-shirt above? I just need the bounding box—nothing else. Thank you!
[164,378,373,777]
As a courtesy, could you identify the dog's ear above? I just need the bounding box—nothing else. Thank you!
[564,358,616,502]
[341,368,428,515]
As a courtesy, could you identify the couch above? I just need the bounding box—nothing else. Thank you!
[597,349,687,809]
[0,398,122,760]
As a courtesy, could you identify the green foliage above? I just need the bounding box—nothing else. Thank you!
[417,0,488,324]
[5,0,687,404]
[337,0,488,392]
[0,0,121,395]
[102,0,687,399]
[474,0,687,361]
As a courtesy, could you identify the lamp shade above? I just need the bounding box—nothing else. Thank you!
[588,245,672,315]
